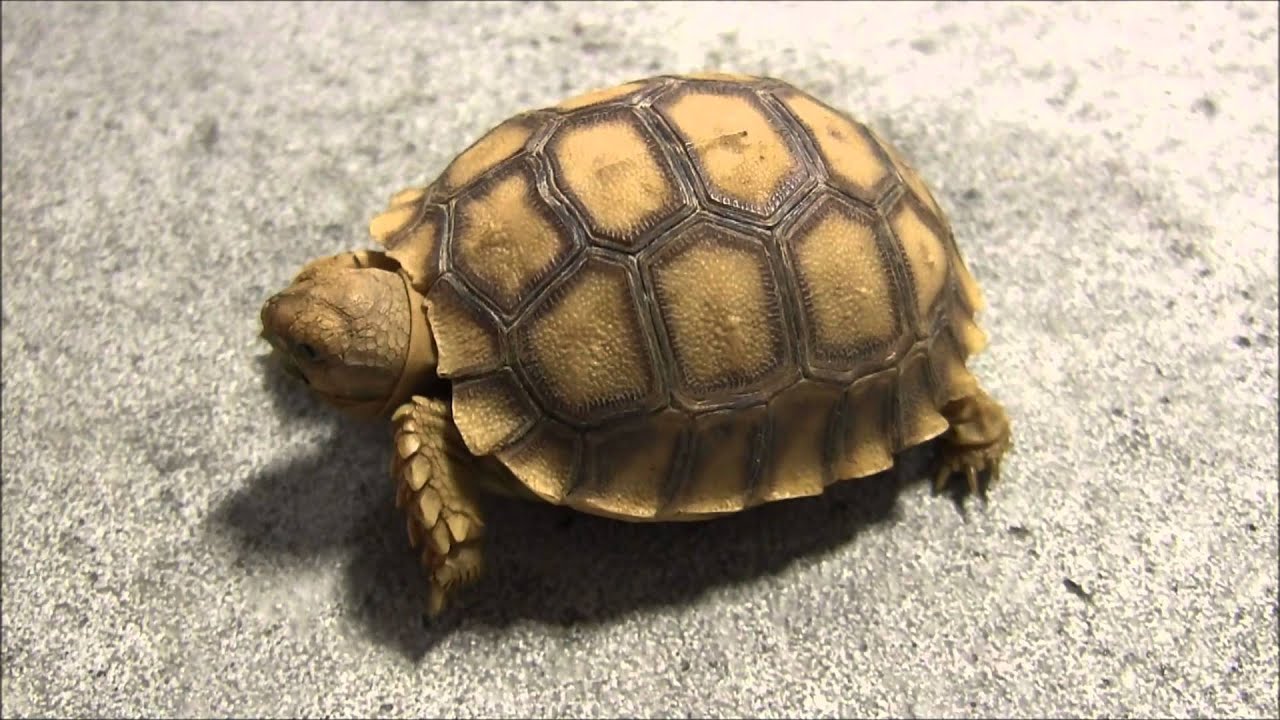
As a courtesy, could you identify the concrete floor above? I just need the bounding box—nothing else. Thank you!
[2,1,1277,716]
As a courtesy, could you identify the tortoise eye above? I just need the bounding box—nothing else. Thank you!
[295,343,319,362]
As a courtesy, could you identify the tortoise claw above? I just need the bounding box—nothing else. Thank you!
[426,579,448,619]
[934,387,1013,498]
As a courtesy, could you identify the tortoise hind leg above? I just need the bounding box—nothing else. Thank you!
[934,383,1012,496]
[391,395,488,618]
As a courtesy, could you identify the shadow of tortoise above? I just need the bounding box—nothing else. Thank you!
[213,354,943,661]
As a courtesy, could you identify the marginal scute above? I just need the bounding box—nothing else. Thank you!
[786,193,902,372]
[896,346,949,449]
[425,276,503,379]
[496,420,580,503]
[673,404,766,517]
[547,108,687,250]
[437,113,543,197]
[451,161,576,316]
[451,369,539,456]
[928,326,978,404]
[556,80,647,111]
[948,302,988,356]
[575,409,688,520]
[833,369,897,480]
[389,186,426,207]
[890,199,949,330]
[755,380,843,503]
[369,203,419,244]
[654,84,810,221]
[515,255,662,424]
[951,248,986,313]
[647,220,791,406]
[384,204,445,291]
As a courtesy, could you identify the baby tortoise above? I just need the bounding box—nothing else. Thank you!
[260,73,1012,616]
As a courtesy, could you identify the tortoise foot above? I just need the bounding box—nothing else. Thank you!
[934,386,1012,497]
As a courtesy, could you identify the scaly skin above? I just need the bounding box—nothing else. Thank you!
[390,395,488,617]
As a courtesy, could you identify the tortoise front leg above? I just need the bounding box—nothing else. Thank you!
[934,383,1013,496]
[390,395,488,617]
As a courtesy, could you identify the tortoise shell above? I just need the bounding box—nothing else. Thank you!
[368,73,989,521]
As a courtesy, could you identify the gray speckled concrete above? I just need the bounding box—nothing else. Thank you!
[3,1,1277,717]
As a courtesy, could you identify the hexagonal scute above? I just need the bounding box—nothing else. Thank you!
[545,107,692,252]
[783,192,905,377]
[771,88,895,206]
[450,159,578,318]
[653,82,813,224]
[432,112,550,200]
[645,219,795,408]
[514,254,665,426]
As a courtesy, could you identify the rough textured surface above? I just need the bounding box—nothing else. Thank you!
[2,1,1277,716]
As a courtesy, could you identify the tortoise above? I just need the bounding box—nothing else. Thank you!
[259,72,1012,616]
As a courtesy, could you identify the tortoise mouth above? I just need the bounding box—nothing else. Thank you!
[276,351,310,385]
[268,348,388,415]
[262,337,309,382]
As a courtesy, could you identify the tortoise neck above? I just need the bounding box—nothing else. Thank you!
[380,273,437,416]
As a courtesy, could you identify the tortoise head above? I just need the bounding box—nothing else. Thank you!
[260,251,437,419]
